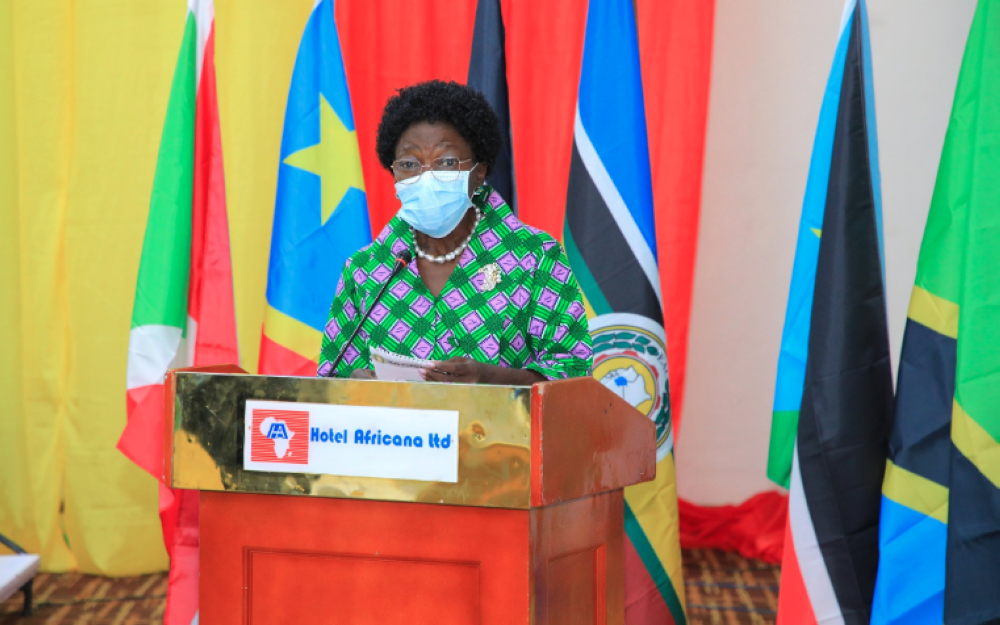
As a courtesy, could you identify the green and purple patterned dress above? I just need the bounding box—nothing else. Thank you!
[318,186,593,380]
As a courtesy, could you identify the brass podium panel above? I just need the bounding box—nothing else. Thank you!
[167,372,534,509]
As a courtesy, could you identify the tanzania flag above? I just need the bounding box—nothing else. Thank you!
[564,0,684,622]
[872,2,1000,623]
[467,0,515,213]
[772,2,893,623]
[260,0,369,376]
[117,1,238,623]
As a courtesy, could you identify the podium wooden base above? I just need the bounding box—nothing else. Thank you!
[201,491,624,625]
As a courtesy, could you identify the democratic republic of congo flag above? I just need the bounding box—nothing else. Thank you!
[771,2,894,623]
[563,0,684,622]
[872,2,1000,623]
[259,0,369,376]
[117,1,238,623]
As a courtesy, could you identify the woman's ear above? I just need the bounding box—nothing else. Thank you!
[469,165,488,195]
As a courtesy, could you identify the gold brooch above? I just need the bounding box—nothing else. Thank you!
[478,263,502,291]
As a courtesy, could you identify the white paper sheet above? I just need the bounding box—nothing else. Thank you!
[370,345,433,382]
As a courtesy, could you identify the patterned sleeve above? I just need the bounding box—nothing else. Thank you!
[523,235,594,380]
[318,257,372,378]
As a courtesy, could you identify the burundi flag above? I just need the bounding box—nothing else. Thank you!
[563,1,684,622]
[771,2,894,623]
[117,1,239,623]
[872,2,1000,623]
[259,0,369,376]
[467,0,516,213]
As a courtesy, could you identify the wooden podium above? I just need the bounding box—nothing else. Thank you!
[165,367,655,625]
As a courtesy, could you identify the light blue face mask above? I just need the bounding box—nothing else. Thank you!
[394,166,478,238]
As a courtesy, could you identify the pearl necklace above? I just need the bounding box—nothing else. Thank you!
[413,207,483,264]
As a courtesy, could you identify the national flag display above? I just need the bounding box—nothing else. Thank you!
[564,0,685,622]
[467,0,516,213]
[871,2,1000,622]
[767,0,886,490]
[259,0,370,376]
[117,1,238,623]
[771,2,893,623]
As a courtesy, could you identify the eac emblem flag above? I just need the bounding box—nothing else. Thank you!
[591,314,671,453]
[562,0,686,621]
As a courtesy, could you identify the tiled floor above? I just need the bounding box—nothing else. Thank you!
[0,571,167,625]
[683,549,780,624]
[0,548,779,624]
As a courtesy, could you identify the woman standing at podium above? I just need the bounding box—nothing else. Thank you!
[318,80,593,384]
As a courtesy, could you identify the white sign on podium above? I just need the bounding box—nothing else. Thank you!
[242,400,459,483]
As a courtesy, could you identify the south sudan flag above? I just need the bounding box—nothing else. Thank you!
[563,0,684,622]
[771,1,894,623]
[871,2,1000,623]
[467,0,516,213]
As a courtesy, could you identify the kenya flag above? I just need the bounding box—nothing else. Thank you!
[117,2,238,624]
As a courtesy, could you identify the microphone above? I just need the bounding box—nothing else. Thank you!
[324,249,413,377]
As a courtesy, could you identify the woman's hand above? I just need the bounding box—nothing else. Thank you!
[349,368,377,380]
[421,357,489,384]
[419,358,547,386]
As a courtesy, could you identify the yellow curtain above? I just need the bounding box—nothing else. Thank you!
[0,0,313,575]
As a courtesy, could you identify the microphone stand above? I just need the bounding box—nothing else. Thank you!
[324,251,412,377]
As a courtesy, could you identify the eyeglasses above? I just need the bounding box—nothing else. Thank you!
[392,157,478,184]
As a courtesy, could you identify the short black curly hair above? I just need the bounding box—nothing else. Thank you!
[376,80,502,176]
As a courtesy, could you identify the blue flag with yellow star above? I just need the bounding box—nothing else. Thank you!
[260,0,370,375]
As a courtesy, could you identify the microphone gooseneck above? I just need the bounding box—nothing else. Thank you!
[324,250,413,377]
